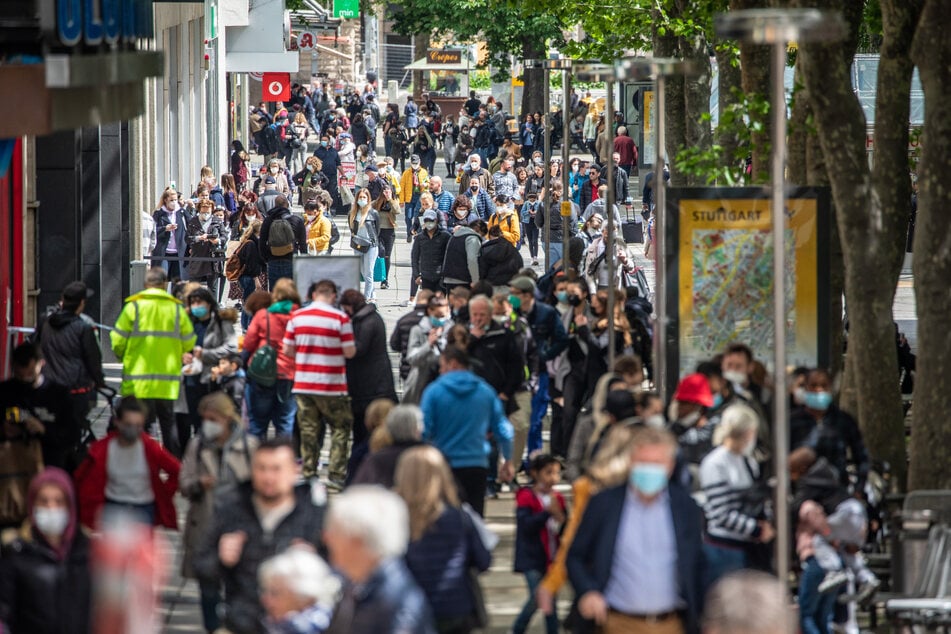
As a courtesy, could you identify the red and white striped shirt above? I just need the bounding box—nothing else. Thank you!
[284,301,355,395]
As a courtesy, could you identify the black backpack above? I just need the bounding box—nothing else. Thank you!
[268,213,296,256]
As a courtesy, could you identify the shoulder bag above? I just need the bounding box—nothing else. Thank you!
[247,314,278,387]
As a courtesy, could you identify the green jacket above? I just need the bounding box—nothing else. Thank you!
[110,288,196,400]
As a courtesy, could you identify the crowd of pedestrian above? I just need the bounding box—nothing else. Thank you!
[0,85,880,634]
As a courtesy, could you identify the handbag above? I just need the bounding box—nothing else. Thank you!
[350,216,373,253]
[339,185,354,206]
[373,256,386,282]
[247,314,278,388]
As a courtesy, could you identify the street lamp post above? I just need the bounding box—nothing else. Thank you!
[614,57,699,403]
[573,63,617,366]
[715,8,845,592]
[541,58,574,277]
[525,59,553,270]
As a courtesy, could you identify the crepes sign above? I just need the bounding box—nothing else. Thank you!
[426,49,462,65]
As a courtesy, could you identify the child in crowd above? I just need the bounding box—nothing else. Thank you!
[209,353,246,415]
[791,447,880,604]
[512,454,567,634]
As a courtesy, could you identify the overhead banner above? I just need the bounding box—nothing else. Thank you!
[663,187,831,397]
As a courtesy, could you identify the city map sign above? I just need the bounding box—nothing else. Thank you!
[663,187,832,397]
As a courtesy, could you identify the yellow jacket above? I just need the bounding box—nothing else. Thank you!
[306,213,332,253]
[110,288,196,400]
[488,208,521,247]
[399,167,429,204]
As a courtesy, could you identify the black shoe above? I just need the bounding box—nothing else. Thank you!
[380,281,389,289]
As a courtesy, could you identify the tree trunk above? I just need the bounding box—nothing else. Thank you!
[653,19,685,184]
[682,36,713,187]
[412,33,429,100]
[787,62,808,186]
[520,37,546,117]
[909,0,951,490]
[731,0,773,183]
[715,45,743,180]
[798,0,914,488]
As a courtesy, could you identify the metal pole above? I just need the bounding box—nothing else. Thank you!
[543,68,552,270]
[605,79,617,369]
[770,39,791,592]
[654,74,667,401]
[562,69,572,278]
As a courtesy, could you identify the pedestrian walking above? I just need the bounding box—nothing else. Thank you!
[400,155,430,243]
[152,187,189,279]
[348,188,381,301]
[260,195,307,290]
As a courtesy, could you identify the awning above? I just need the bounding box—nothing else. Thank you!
[403,58,471,71]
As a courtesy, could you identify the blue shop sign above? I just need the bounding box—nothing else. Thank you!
[55,0,153,47]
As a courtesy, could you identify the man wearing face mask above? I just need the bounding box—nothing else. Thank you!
[75,396,180,530]
[314,134,346,213]
[567,426,706,634]
[411,210,451,304]
[460,172,497,221]
[720,343,770,413]
[399,155,430,243]
[667,373,714,448]
[790,368,869,492]
[459,154,496,198]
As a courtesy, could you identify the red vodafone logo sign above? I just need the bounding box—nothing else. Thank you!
[262,73,290,101]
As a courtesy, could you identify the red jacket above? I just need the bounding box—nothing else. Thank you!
[514,486,567,573]
[74,432,180,530]
[244,308,296,380]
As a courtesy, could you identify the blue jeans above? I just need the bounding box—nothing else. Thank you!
[358,244,379,300]
[528,372,549,455]
[546,242,564,269]
[799,556,836,634]
[267,258,293,291]
[703,542,747,590]
[405,198,421,240]
[513,569,558,634]
[238,275,257,329]
[246,379,297,439]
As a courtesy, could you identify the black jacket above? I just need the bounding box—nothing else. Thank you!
[0,377,80,470]
[535,200,577,243]
[186,215,228,279]
[390,307,427,380]
[0,531,92,634]
[468,322,524,398]
[36,310,103,390]
[789,405,869,490]
[350,209,381,247]
[260,207,307,262]
[193,482,326,634]
[411,229,451,282]
[479,237,522,286]
[351,440,423,489]
[346,305,398,403]
[236,235,265,278]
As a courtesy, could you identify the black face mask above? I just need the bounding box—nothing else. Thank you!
[568,295,583,307]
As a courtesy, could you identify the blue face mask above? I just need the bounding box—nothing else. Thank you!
[556,290,568,303]
[711,393,723,409]
[629,463,669,497]
[191,305,209,320]
[430,316,446,328]
[803,390,833,412]
[320,140,328,147]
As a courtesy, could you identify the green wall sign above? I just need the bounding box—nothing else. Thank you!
[332,0,359,19]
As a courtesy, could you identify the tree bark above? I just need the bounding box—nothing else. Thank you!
[731,0,773,183]
[798,0,915,488]
[787,62,808,186]
[653,17,685,184]
[412,33,430,100]
[715,45,743,180]
[909,0,951,490]
[521,36,546,117]
[682,35,713,187]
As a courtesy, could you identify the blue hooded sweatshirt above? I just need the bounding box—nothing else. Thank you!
[420,369,514,469]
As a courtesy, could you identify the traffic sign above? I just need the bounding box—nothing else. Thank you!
[298,31,316,50]
[262,73,290,101]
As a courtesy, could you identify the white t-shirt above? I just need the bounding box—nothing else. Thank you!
[105,438,154,504]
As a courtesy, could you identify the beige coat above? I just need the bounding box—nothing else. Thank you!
[179,429,258,578]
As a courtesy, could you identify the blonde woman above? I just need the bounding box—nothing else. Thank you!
[152,186,188,278]
[395,445,491,633]
[289,112,310,174]
[411,191,438,235]
[179,391,259,633]
[536,423,638,616]
[348,188,381,301]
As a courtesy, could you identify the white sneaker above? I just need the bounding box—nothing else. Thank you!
[818,569,849,594]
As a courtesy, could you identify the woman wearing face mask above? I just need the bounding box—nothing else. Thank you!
[227,207,265,315]
[183,288,238,444]
[579,213,604,250]
[266,158,291,197]
[442,113,459,176]
[186,200,229,298]
[348,188,381,301]
[179,392,258,633]
[699,403,775,588]
[374,185,400,290]
[790,368,870,492]
[304,195,333,255]
[402,296,451,404]
[314,134,345,214]
[568,158,584,205]
[447,194,479,231]
[293,155,329,207]
[453,125,474,178]
[152,186,189,280]
[0,467,92,632]
[519,113,536,159]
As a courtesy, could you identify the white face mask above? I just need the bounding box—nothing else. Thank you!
[643,413,666,429]
[245,212,256,221]
[33,507,70,538]
[723,370,747,386]
[199,212,211,221]
[305,212,317,219]
[470,162,479,170]
[168,201,180,211]
[358,199,369,208]
[202,419,225,440]
[270,167,279,175]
